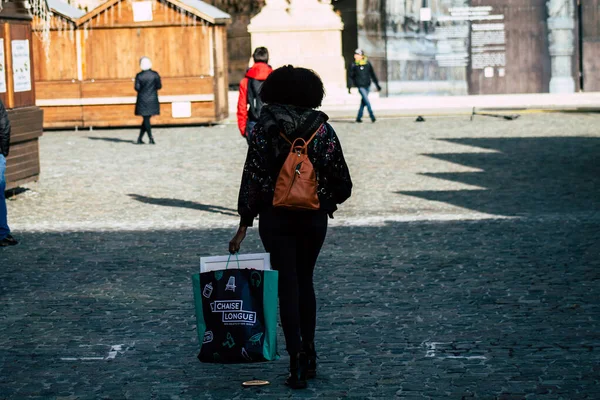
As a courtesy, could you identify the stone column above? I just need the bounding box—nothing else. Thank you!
[248,0,347,97]
[547,0,576,93]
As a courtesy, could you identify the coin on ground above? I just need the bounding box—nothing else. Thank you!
[242,380,270,387]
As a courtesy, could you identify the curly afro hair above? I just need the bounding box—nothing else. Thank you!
[259,65,325,109]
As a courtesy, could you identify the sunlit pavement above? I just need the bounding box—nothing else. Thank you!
[1,112,599,398]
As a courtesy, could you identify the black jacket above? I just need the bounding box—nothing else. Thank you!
[135,70,162,116]
[0,99,10,157]
[237,104,353,227]
[347,61,380,89]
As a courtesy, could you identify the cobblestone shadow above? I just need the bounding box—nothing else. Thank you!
[87,137,137,144]
[128,194,238,216]
[397,137,600,217]
[1,217,598,398]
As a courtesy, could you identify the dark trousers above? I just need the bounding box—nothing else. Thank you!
[138,116,154,142]
[259,207,328,355]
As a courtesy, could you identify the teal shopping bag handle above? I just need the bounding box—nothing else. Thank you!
[226,253,241,269]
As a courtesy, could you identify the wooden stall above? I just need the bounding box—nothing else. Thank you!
[33,0,230,129]
[1,1,44,190]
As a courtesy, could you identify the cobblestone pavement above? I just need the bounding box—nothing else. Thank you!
[1,113,599,399]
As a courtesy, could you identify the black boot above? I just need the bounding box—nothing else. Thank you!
[304,342,317,379]
[285,352,307,389]
[148,133,155,145]
[137,133,145,144]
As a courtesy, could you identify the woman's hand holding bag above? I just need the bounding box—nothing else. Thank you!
[229,225,248,254]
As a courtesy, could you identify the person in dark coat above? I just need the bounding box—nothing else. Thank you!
[229,66,353,389]
[347,48,381,123]
[0,98,17,246]
[135,57,162,144]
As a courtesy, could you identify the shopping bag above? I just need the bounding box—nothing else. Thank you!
[192,255,278,363]
[200,253,271,273]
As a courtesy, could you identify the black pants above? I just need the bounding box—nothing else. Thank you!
[138,116,153,142]
[259,207,328,355]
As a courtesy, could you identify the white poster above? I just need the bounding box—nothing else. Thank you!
[11,40,31,93]
[132,1,153,22]
[0,39,6,93]
[420,7,432,22]
[171,101,191,118]
[484,66,494,78]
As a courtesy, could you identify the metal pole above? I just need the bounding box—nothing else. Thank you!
[381,0,388,97]
[422,0,428,33]
[577,0,584,91]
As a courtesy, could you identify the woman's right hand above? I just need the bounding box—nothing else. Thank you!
[229,225,248,254]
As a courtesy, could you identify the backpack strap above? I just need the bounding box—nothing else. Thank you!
[279,124,323,147]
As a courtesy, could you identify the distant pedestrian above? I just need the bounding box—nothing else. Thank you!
[347,48,381,123]
[237,47,272,143]
[135,57,162,144]
[0,98,17,247]
[229,65,353,389]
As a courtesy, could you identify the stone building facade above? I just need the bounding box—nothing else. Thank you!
[354,0,598,96]
[62,0,599,95]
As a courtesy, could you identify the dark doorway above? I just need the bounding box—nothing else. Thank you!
[333,0,359,77]
[581,0,600,91]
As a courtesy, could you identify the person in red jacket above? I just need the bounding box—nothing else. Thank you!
[237,47,272,143]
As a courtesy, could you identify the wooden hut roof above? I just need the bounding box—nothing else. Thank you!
[47,0,86,20]
[76,0,230,25]
[177,0,230,24]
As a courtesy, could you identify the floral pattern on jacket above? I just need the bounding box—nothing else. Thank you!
[237,105,352,227]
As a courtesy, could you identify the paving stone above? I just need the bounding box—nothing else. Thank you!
[1,114,599,398]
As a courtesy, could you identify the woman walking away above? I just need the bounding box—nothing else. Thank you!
[229,65,353,389]
[135,57,161,144]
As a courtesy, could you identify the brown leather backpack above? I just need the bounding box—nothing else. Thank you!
[272,126,321,211]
